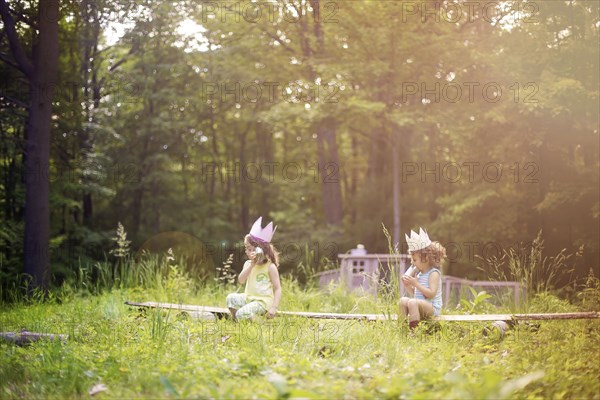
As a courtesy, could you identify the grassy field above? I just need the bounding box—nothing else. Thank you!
[1,273,599,399]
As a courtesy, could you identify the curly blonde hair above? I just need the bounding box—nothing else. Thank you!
[413,241,447,266]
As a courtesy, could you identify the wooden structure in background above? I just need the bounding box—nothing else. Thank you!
[315,246,523,306]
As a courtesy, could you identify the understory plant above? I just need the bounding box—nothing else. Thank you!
[479,231,578,302]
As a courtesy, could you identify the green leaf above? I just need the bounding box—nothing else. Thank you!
[160,375,179,397]
[267,372,289,398]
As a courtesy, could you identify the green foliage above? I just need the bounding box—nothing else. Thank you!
[577,269,600,312]
[0,282,598,398]
[459,287,494,314]
[379,223,402,310]
[109,222,131,259]
[162,249,195,303]
[1,0,598,300]
[528,292,576,314]
[480,232,578,300]
[215,253,237,287]
[294,243,339,288]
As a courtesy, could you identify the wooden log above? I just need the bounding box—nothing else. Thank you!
[125,301,230,316]
[435,312,600,322]
[0,330,69,345]
[482,321,511,339]
[179,311,217,321]
[125,301,600,322]
[506,312,600,321]
[277,310,394,321]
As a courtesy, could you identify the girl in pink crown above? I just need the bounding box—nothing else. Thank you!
[400,227,446,331]
[226,217,282,321]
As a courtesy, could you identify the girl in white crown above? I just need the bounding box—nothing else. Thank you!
[400,228,446,331]
[226,217,282,321]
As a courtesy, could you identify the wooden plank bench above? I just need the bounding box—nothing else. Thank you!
[125,301,600,322]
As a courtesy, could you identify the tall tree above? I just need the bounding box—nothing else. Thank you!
[0,0,59,290]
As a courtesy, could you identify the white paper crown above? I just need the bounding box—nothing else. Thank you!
[249,217,277,243]
[405,227,432,253]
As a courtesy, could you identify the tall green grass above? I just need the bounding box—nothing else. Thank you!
[1,227,599,398]
[478,231,588,312]
[1,282,598,399]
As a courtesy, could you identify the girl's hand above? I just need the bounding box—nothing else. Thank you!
[402,275,417,288]
[267,307,277,319]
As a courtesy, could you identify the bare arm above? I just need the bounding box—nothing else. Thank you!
[413,270,440,299]
[267,264,282,317]
[401,268,416,296]
[238,260,253,284]
[402,275,416,296]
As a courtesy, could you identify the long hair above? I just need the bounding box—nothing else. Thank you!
[414,241,447,266]
[245,234,280,267]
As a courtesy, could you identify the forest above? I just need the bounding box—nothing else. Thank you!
[0,0,599,293]
[1,1,599,399]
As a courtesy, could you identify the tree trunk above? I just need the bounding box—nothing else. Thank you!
[392,134,400,248]
[131,134,148,236]
[148,179,160,235]
[21,0,59,290]
[349,136,358,225]
[239,129,249,231]
[366,129,386,181]
[131,186,143,236]
[80,0,102,225]
[316,117,343,226]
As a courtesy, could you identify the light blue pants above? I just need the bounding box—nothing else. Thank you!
[226,293,266,320]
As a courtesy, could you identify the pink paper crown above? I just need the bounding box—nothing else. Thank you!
[405,227,432,253]
[249,217,277,243]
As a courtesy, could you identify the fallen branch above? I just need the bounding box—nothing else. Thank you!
[0,330,69,345]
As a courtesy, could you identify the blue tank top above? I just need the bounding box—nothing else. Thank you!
[414,267,442,314]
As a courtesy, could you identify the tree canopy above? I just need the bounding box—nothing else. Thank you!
[0,0,598,289]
